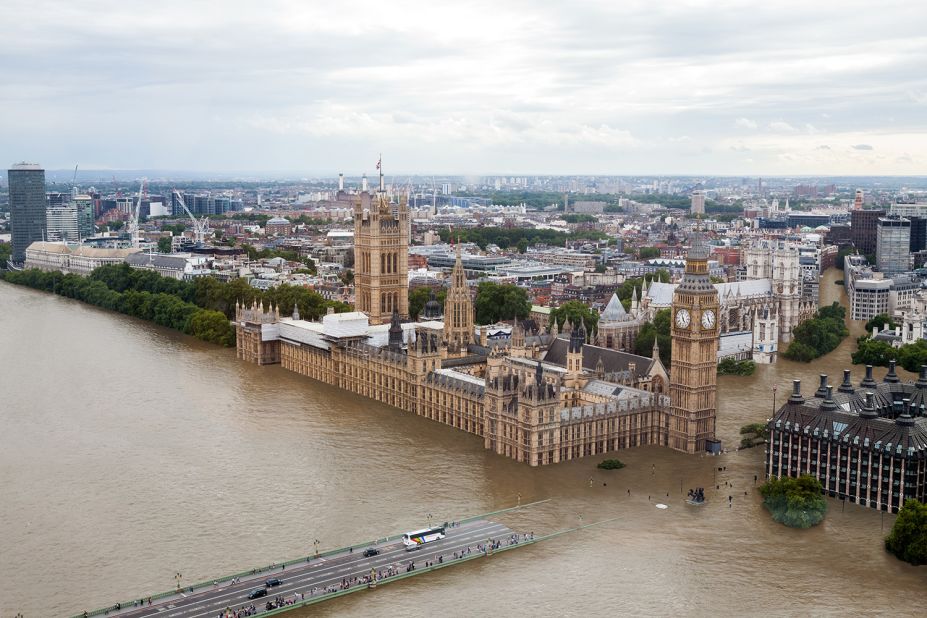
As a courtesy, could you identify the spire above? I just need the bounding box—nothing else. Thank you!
[377,154,384,192]
[652,336,660,361]
[292,302,300,321]
[388,309,403,351]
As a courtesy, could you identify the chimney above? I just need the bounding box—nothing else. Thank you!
[338,173,344,191]
[814,374,829,398]
[788,379,804,404]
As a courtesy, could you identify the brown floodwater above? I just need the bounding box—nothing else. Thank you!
[0,269,923,617]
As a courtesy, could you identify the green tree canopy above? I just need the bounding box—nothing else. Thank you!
[864,314,896,333]
[157,237,172,253]
[474,282,530,324]
[633,308,671,367]
[638,247,661,260]
[549,301,599,335]
[408,286,447,320]
[782,303,848,362]
[885,499,927,566]
[759,475,828,528]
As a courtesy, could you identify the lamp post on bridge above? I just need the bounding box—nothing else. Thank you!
[313,539,320,558]
[174,571,182,592]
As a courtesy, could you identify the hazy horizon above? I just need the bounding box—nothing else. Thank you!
[3,1,926,176]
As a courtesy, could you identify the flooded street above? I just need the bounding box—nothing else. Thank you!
[1,269,923,617]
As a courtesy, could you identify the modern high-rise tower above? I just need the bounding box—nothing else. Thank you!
[353,163,410,325]
[8,163,47,264]
[668,228,720,453]
[690,190,706,215]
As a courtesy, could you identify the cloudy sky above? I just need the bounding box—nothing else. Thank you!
[2,0,926,176]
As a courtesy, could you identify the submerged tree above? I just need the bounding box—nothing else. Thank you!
[885,499,927,566]
[759,475,827,528]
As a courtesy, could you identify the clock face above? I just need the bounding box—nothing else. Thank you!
[701,309,716,329]
[675,309,691,328]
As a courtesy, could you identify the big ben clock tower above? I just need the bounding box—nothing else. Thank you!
[669,226,719,453]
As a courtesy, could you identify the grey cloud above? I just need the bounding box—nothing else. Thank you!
[1,0,925,173]
[853,144,874,150]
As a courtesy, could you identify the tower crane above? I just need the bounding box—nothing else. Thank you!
[170,190,210,246]
[128,178,148,248]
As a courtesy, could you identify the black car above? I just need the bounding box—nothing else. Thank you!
[265,578,283,588]
[363,547,380,557]
[248,588,268,599]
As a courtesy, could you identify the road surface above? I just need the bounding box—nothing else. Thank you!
[83,519,518,618]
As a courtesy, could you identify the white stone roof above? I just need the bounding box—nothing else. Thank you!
[645,281,675,306]
[646,279,773,306]
[600,293,628,322]
[716,279,772,298]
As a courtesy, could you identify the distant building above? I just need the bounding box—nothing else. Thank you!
[265,217,292,236]
[876,215,911,275]
[73,195,95,239]
[850,209,885,255]
[8,163,47,264]
[125,252,209,280]
[690,191,706,215]
[845,257,892,320]
[24,241,139,275]
[571,201,606,214]
[45,204,79,242]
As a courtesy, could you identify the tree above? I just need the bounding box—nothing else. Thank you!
[549,301,599,335]
[638,247,661,260]
[782,303,848,362]
[408,286,447,319]
[189,309,235,346]
[864,314,896,333]
[739,423,768,448]
[0,242,11,267]
[633,309,671,367]
[885,499,927,565]
[516,238,529,254]
[340,269,354,286]
[851,337,896,367]
[474,282,530,324]
[718,358,756,376]
[157,237,173,253]
[759,475,827,528]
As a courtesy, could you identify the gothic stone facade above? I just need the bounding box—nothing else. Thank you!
[235,306,673,467]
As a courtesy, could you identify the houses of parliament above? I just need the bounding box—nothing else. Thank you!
[235,177,719,465]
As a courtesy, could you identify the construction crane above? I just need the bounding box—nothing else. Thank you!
[128,178,148,248]
[170,190,210,246]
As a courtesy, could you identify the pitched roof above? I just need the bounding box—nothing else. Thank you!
[544,337,653,379]
[600,293,628,322]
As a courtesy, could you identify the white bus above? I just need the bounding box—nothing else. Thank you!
[402,526,446,550]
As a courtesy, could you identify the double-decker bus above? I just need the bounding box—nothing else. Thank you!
[401,526,446,550]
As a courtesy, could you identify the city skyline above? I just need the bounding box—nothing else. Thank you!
[2,1,926,175]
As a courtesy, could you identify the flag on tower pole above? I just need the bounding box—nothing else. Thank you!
[376,156,381,170]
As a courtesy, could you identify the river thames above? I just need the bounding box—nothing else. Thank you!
[1,269,924,616]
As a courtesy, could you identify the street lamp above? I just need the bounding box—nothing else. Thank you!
[313,539,320,557]
[516,492,522,507]
[174,572,182,591]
